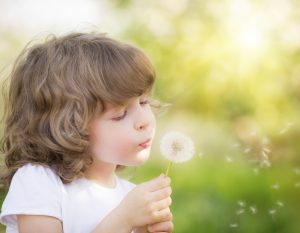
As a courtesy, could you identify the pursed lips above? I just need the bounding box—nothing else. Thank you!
[138,138,152,148]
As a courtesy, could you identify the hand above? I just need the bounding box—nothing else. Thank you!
[147,217,174,233]
[133,217,174,233]
[117,174,172,231]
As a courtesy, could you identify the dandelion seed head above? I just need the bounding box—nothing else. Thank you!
[160,131,195,163]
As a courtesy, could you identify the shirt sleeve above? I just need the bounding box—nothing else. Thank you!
[0,163,63,229]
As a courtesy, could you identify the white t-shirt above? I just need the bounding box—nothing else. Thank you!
[0,163,136,233]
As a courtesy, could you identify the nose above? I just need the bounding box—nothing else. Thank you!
[135,118,149,131]
[134,108,151,131]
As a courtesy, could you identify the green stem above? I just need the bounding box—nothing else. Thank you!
[165,161,173,176]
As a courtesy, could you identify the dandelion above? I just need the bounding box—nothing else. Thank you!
[160,131,195,176]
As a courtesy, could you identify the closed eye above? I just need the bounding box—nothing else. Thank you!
[140,100,149,105]
[112,110,127,121]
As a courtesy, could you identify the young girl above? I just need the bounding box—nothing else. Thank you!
[0,32,173,233]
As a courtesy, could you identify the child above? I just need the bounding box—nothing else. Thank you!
[0,32,173,233]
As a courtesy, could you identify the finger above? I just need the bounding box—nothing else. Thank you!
[152,197,172,211]
[152,208,172,223]
[149,186,172,201]
[147,220,174,233]
[140,174,171,192]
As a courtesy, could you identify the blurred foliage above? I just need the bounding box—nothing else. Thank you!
[1,0,300,232]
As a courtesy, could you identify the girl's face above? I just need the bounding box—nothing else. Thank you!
[88,94,156,166]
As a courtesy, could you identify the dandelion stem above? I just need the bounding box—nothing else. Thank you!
[165,162,173,176]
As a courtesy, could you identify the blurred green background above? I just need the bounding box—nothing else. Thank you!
[1,0,300,232]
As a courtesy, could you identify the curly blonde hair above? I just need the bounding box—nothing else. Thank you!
[0,32,155,187]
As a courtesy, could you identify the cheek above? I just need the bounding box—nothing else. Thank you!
[90,124,134,161]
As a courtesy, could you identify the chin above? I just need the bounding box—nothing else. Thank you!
[127,151,150,166]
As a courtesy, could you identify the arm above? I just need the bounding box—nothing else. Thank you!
[17,215,63,233]
[90,206,132,233]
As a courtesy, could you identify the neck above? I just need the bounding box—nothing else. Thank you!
[84,160,117,188]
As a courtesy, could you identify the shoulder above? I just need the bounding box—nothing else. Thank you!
[13,163,61,184]
[116,176,136,191]
[0,163,63,227]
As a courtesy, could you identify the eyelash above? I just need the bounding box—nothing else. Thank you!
[112,100,149,121]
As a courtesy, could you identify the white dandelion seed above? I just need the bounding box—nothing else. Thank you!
[229,223,238,228]
[260,159,271,168]
[269,209,276,217]
[198,152,204,158]
[279,122,293,134]
[160,131,195,163]
[263,147,271,153]
[249,206,257,214]
[250,131,257,136]
[253,168,259,176]
[238,200,246,207]
[262,137,270,145]
[232,143,240,149]
[244,147,251,154]
[262,150,269,160]
[276,200,284,207]
[271,183,280,190]
[236,209,245,215]
[226,156,233,163]
[294,168,300,175]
